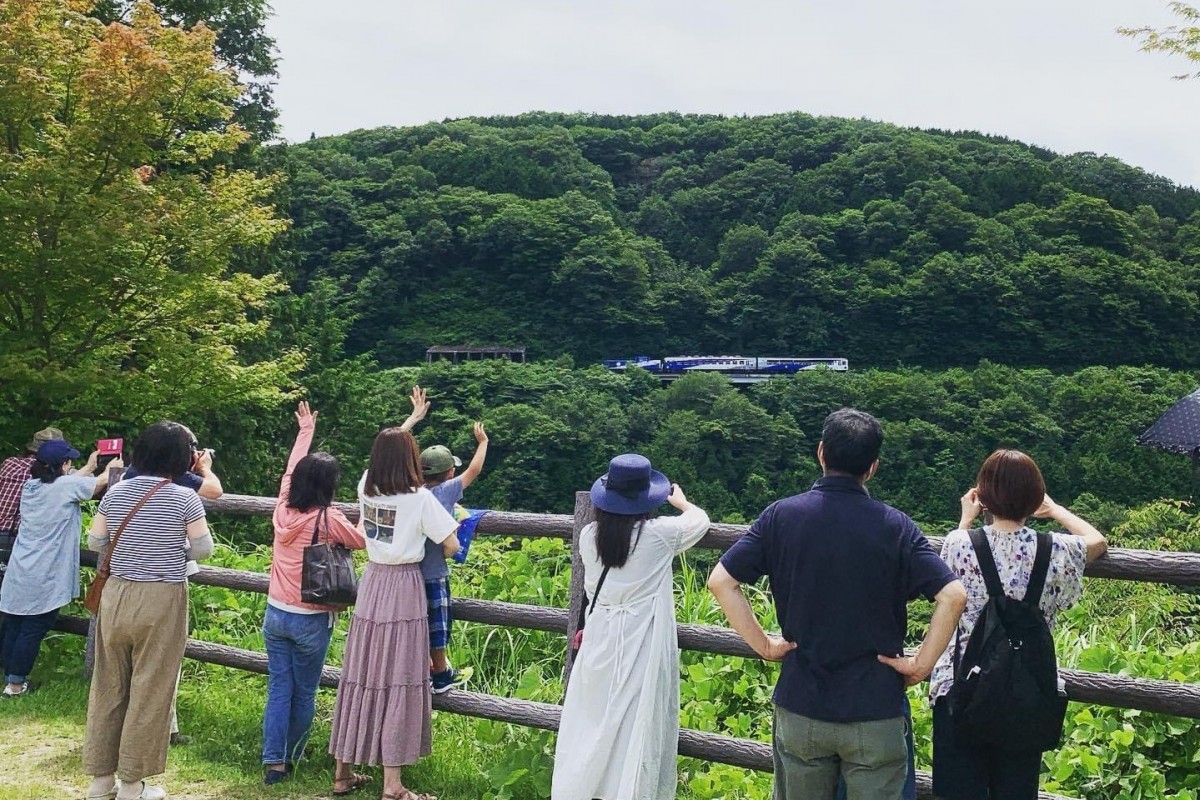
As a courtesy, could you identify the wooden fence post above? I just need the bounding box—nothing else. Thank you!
[562,491,595,688]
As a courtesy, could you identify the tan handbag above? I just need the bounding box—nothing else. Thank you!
[84,479,172,615]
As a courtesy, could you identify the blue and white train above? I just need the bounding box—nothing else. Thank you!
[602,355,849,375]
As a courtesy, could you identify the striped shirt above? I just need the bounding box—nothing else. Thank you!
[97,476,206,582]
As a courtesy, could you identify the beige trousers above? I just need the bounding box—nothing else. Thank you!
[83,578,188,783]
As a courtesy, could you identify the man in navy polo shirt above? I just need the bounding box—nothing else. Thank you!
[708,408,966,799]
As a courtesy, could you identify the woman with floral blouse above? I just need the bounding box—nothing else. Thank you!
[929,449,1108,800]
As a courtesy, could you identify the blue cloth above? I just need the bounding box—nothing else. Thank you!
[122,466,204,492]
[261,604,333,765]
[0,475,96,616]
[834,696,917,800]
[451,509,486,564]
[425,577,452,650]
[720,476,955,723]
[1,607,59,684]
[419,477,463,581]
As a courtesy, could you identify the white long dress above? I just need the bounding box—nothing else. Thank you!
[552,505,711,800]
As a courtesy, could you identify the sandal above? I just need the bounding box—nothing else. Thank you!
[333,773,372,796]
[383,791,437,800]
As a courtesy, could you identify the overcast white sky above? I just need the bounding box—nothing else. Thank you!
[266,0,1200,188]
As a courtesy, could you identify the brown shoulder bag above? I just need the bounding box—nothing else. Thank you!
[84,479,172,615]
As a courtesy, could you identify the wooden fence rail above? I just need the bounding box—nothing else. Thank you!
[67,490,1200,800]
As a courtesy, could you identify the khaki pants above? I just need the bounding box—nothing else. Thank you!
[83,578,188,783]
[772,705,907,800]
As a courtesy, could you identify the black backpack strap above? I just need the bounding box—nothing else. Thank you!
[1023,531,1053,607]
[967,528,1005,602]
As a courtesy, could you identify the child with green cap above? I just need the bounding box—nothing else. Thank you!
[419,421,489,693]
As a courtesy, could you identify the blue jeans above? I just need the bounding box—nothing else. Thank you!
[834,697,917,800]
[1,607,59,684]
[261,605,333,766]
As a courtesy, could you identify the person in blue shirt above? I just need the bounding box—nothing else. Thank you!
[419,421,489,694]
[708,408,967,799]
[0,439,119,696]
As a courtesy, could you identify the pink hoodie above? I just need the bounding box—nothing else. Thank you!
[268,419,366,612]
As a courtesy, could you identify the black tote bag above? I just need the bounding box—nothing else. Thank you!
[300,507,359,606]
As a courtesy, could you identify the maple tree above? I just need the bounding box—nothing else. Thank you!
[0,0,296,445]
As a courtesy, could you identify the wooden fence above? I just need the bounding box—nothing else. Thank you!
[57,491,1200,800]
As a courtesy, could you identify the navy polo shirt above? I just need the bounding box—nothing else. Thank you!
[720,476,955,723]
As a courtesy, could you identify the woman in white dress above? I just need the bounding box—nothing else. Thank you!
[552,454,710,800]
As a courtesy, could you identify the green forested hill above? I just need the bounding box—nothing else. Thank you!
[274,112,1200,368]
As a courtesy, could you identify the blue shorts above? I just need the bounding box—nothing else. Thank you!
[424,577,452,651]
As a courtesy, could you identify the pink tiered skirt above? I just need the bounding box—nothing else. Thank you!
[328,562,431,766]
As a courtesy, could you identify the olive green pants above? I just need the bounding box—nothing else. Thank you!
[83,578,188,783]
[772,705,907,800]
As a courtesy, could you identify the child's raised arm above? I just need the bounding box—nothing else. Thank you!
[461,422,489,489]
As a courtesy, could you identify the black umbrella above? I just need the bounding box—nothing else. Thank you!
[1137,388,1200,499]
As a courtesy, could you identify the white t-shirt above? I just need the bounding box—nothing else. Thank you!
[357,473,458,565]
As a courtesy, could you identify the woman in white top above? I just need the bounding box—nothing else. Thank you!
[327,427,459,800]
[929,449,1107,800]
[552,453,710,800]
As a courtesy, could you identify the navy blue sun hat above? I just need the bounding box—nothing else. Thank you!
[37,438,80,464]
[591,453,671,515]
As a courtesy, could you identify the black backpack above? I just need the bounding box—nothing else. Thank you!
[947,528,1068,753]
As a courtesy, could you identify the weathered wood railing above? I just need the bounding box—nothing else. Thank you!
[59,491,1200,800]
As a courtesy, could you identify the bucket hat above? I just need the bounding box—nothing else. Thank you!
[26,426,63,453]
[590,453,671,515]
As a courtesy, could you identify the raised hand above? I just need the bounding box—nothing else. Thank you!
[667,483,689,510]
[295,400,317,427]
[473,421,488,443]
[401,386,430,432]
[959,487,982,528]
[1032,494,1060,520]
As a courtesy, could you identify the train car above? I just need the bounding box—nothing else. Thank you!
[602,356,849,375]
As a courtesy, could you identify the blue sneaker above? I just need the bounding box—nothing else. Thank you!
[431,666,471,694]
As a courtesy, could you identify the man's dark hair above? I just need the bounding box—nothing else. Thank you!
[132,421,193,478]
[287,452,341,512]
[820,408,883,477]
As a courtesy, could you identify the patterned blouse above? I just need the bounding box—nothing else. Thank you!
[928,525,1087,704]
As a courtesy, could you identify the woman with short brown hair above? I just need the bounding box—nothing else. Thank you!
[929,450,1107,800]
[327,427,460,800]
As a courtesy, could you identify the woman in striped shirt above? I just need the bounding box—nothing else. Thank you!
[83,423,214,800]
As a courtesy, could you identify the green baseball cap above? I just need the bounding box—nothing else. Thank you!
[420,445,462,476]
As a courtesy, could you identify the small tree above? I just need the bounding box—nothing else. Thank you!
[1120,2,1200,80]
[0,0,296,445]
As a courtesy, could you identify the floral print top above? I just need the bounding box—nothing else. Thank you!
[928,525,1086,704]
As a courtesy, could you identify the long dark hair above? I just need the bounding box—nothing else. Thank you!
[364,428,423,497]
[594,509,648,569]
[30,459,65,484]
[287,452,341,512]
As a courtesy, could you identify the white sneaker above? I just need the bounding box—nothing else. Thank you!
[1,681,28,697]
[117,782,166,800]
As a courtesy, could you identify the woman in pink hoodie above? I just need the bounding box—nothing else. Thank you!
[261,396,425,789]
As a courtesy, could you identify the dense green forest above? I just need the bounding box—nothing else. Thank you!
[273,113,1200,369]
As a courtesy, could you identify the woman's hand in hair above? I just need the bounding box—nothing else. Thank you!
[1032,494,1060,520]
[667,483,691,511]
[295,400,317,428]
[958,487,982,530]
